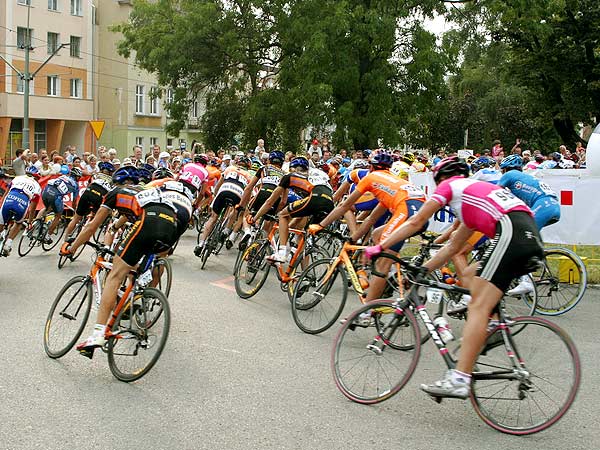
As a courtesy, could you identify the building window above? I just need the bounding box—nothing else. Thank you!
[18,0,32,5]
[47,32,60,54]
[149,87,159,115]
[191,100,199,118]
[17,27,33,49]
[135,85,144,114]
[47,76,59,96]
[34,120,47,153]
[70,78,82,98]
[166,89,174,104]
[70,36,81,58]
[70,0,82,16]
[16,77,33,94]
[48,0,58,11]
[135,137,144,147]
[166,138,173,147]
[150,137,158,147]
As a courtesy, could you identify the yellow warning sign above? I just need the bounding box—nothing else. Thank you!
[89,120,105,140]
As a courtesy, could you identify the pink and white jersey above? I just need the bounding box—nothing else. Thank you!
[431,176,531,238]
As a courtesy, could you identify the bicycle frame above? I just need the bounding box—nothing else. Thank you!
[266,224,306,284]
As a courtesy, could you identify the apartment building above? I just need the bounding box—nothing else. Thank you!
[0,0,96,162]
[95,1,201,158]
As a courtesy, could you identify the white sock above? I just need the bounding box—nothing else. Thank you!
[5,238,12,247]
[92,324,106,337]
[451,369,471,385]
[197,240,205,247]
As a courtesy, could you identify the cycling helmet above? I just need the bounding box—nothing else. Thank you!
[137,168,153,184]
[193,153,209,165]
[70,167,83,180]
[551,152,562,162]
[152,167,174,180]
[499,155,523,170]
[269,151,285,165]
[209,158,220,167]
[289,156,309,170]
[432,156,469,183]
[250,157,263,172]
[369,150,394,169]
[353,159,370,170]
[237,156,251,169]
[471,156,495,173]
[535,154,545,163]
[98,161,115,174]
[342,157,352,165]
[112,167,138,185]
[25,165,40,179]
[60,165,70,175]
[402,152,416,165]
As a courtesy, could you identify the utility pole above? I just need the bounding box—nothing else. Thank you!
[0,3,69,151]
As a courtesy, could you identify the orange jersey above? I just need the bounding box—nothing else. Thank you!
[355,170,425,212]
[206,166,222,188]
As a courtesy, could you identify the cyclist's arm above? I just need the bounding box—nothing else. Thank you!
[379,199,441,251]
[69,206,111,252]
[423,223,473,272]
[351,203,388,241]
[239,175,260,209]
[319,188,363,228]
[332,180,350,203]
[254,186,284,221]
[434,219,460,245]
[213,175,225,194]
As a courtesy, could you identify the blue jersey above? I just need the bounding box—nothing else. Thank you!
[498,170,557,207]
[46,175,80,198]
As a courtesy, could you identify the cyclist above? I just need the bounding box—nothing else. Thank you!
[310,150,427,302]
[39,167,82,244]
[470,156,501,183]
[364,156,543,399]
[63,161,114,244]
[0,166,42,256]
[498,154,561,295]
[194,157,252,255]
[250,156,334,263]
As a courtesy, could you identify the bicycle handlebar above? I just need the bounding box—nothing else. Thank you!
[86,241,115,257]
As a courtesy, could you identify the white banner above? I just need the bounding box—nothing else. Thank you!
[409,170,600,245]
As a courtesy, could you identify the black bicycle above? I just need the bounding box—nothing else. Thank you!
[331,254,580,435]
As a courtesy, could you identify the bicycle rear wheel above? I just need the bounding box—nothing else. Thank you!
[471,316,581,435]
[291,259,348,334]
[18,221,40,257]
[332,299,421,404]
[533,248,587,315]
[42,219,67,251]
[107,287,170,382]
[285,247,329,302]
[502,274,537,317]
[153,258,173,297]
[43,275,93,358]
[234,240,271,299]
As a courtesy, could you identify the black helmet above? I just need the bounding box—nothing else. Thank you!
[432,156,469,183]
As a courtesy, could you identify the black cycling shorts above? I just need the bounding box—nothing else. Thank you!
[249,188,279,215]
[477,211,544,292]
[117,205,178,266]
[211,190,240,215]
[287,192,334,224]
[75,186,107,217]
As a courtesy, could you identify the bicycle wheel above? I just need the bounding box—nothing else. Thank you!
[471,316,581,435]
[502,274,537,317]
[18,220,40,257]
[532,248,587,315]
[234,240,272,299]
[332,299,421,404]
[93,219,109,244]
[291,259,348,334]
[43,275,93,358]
[285,247,329,302]
[43,219,67,251]
[107,287,170,382]
[153,258,173,297]
[200,222,223,269]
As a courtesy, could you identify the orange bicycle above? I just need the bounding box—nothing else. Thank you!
[234,214,326,300]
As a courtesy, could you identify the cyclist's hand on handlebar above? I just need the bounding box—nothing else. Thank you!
[246,215,256,225]
[364,244,383,260]
[307,224,323,235]
[59,242,72,256]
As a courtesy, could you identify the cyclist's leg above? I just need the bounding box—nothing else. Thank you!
[47,195,64,236]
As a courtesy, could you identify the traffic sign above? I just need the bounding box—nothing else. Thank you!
[89,120,105,140]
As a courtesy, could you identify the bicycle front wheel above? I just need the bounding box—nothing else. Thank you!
[234,240,271,299]
[533,248,587,315]
[18,221,40,257]
[107,287,170,382]
[471,316,581,435]
[291,259,348,334]
[43,275,93,358]
[332,299,421,404]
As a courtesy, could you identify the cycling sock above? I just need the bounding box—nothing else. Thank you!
[452,369,472,385]
[92,324,106,337]
[5,238,12,247]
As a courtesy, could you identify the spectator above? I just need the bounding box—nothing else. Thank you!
[309,151,320,168]
[491,140,503,160]
[255,138,266,154]
[321,137,331,154]
[133,145,143,162]
[30,152,41,169]
[171,156,182,172]
[146,155,157,167]
[307,139,321,158]
[158,151,170,168]
[12,149,29,176]
[39,155,53,176]
[220,154,232,171]
[86,155,99,175]
[51,155,63,174]
[122,157,134,167]
[112,159,121,169]
[432,149,446,166]
[511,139,522,155]
[152,145,161,160]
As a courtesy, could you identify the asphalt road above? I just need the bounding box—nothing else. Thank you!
[0,230,597,450]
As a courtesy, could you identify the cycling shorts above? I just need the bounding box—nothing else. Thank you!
[42,186,65,214]
[249,188,279,215]
[0,190,29,225]
[287,191,334,224]
[117,205,178,266]
[354,196,379,212]
[477,211,544,292]
[211,190,240,215]
[75,185,107,217]
[531,196,560,230]
[381,199,426,252]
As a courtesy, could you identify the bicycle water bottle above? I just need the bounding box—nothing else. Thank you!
[356,266,370,290]
[433,316,454,343]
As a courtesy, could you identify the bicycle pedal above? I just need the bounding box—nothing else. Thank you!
[429,395,443,404]
[78,348,95,360]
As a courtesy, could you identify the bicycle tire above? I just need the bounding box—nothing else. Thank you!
[18,221,40,257]
[200,220,223,269]
[332,299,421,404]
[42,219,67,251]
[471,316,581,435]
[154,257,173,298]
[234,240,272,299]
[503,274,538,318]
[533,248,587,315]
[107,287,170,382]
[292,259,348,334]
[43,275,93,358]
[285,247,329,303]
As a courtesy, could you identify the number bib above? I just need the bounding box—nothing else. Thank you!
[538,182,557,197]
[487,189,524,211]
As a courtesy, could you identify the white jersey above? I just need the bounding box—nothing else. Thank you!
[89,173,113,191]
[10,176,41,200]
[308,168,332,190]
[471,168,502,184]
